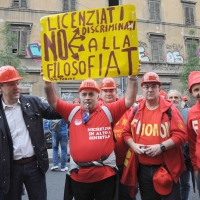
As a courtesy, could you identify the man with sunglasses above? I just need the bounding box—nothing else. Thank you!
[0,66,61,200]
[122,72,187,200]
[44,76,138,200]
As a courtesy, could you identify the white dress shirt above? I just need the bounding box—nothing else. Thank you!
[2,99,35,160]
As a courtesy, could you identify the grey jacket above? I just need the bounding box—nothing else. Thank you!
[0,94,61,194]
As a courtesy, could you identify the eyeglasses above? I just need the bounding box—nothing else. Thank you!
[142,85,158,90]
[5,80,20,87]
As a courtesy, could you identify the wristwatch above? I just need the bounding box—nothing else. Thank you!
[160,143,166,152]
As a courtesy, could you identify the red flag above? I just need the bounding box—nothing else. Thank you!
[120,148,139,197]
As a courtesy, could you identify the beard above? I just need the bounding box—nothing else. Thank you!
[174,102,182,110]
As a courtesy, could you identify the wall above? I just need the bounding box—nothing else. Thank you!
[0,0,200,101]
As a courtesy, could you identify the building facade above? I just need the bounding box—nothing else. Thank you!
[0,0,199,102]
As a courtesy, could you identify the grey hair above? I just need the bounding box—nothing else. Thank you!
[167,89,182,100]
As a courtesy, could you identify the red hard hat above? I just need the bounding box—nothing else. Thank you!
[100,77,118,89]
[73,98,80,104]
[141,72,161,86]
[78,79,100,93]
[182,96,188,101]
[188,71,200,93]
[0,66,22,83]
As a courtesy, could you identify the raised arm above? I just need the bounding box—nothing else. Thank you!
[44,81,59,110]
[124,75,138,108]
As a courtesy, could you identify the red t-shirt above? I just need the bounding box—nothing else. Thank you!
[187,101,200,170]
[138,106,165,165]
[56,98,127,182]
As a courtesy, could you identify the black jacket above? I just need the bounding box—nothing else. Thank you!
[0,94,61,194]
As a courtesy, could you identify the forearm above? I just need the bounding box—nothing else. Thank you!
[124,76,138,108]
[162,138,176,150]
[44,81,58,110]
[126,137,135,149]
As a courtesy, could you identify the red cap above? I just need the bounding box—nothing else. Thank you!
[153,166,173,195]
[188,71,200,93]
[182,96,188,101]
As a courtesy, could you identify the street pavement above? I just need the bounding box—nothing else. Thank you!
[22,149,199,200]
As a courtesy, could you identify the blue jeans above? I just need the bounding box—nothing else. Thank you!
[180,169,190,200]
[52,131,68,169]
[4,160,46,200]
[138,163,180,200]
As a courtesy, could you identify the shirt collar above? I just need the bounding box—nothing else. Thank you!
[2,99,21,110]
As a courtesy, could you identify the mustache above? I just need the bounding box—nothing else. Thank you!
[197,94,200,99]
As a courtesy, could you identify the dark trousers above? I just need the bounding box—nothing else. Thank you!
[71,175,116,200]
[4,160,47,200]
[138,163,180,200]
[0,191,3,200]
[197,169,200,197]
[118,165,137,200]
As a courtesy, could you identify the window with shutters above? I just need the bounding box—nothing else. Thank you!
[185,38,199,58]
[149,34,165,61]
[109,0,119,6]
[10,24,30,55]
[63,0,76,12]
[183,4,195,25]
[149,0,161,21]
[12,0,27,8]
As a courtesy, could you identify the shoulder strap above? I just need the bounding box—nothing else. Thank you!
[101,105,116,142]
[68,106,80,123]
[101,105,113,124]
[133,106,138,115]
[165,108,172,120]
[133,106,172,120]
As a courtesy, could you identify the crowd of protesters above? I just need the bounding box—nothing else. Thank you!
[0,65,200,200]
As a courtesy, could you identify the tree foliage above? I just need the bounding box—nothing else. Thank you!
[0,22,27,77]
[179,29,200,93]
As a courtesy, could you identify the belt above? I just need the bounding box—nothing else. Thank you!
[14,155,36,165]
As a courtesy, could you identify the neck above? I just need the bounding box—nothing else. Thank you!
[2,97,18,106]
[146,98,159,110]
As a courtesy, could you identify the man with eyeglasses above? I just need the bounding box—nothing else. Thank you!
[0,66,61,200]
[98,77,136,200]
[122,72,187,200]
[44,76,138,200]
